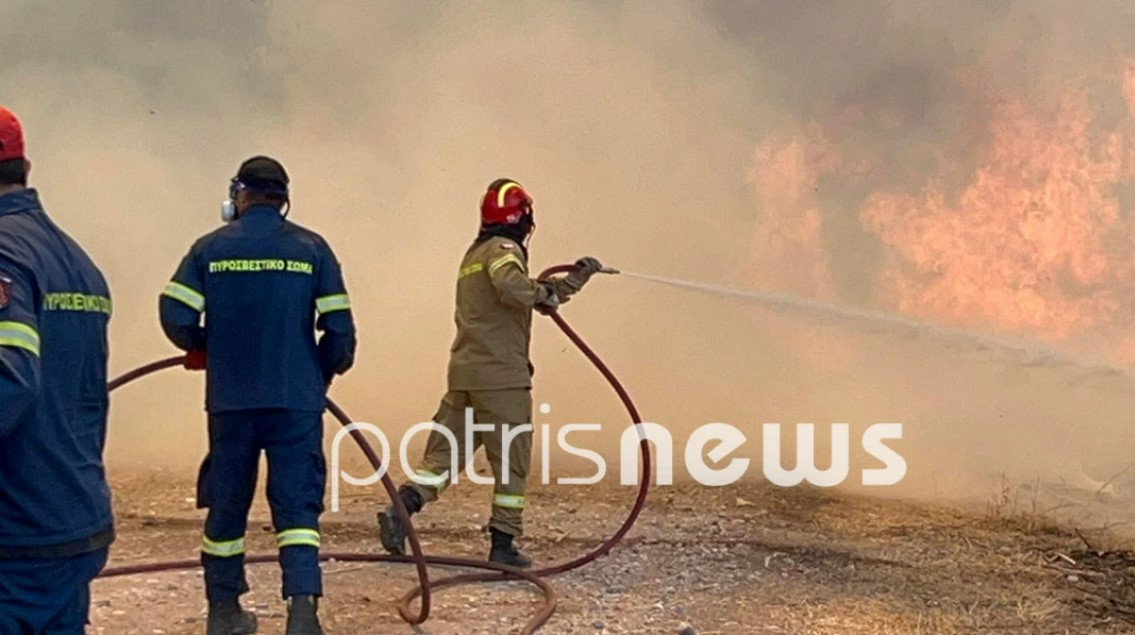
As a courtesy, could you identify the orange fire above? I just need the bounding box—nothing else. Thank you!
[748,126,837,300]
[1125,59,1135,122]
[750,58,1135,362]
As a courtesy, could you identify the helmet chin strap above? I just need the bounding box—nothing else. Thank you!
[520,207,535,248]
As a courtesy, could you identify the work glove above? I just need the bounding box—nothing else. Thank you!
[184,349,206,371]
[534,281,560,315]
[563,256,603,291]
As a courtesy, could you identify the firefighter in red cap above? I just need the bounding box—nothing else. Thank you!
[378,178,603,567]
[0,106,115,633]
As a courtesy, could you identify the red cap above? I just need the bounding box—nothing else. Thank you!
[0,107,25,162]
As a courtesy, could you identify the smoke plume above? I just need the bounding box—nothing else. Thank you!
[4,1,1135,512]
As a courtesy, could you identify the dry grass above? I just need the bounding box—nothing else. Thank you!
[92,470,1135,634]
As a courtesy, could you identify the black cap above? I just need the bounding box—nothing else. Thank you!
[236,155,289,192]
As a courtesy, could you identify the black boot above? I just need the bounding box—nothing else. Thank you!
[284,595,322,635]
[205,599,258,635]
[488,527,532,569]
[377,488,422,556]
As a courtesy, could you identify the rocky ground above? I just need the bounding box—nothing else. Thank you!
[89,468,1135,635]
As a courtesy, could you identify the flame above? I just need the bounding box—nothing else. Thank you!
[750,58,1135,362]
[748,124,837,300]
[1126,59,1135,122]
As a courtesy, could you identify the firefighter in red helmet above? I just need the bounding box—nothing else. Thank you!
[378,178,602,567]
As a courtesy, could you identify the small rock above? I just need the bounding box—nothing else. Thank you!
[592,620,606,629]
[678,623,698,635]
[1067,574,1080,582]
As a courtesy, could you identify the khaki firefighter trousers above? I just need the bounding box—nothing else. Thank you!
[403,389,533,536]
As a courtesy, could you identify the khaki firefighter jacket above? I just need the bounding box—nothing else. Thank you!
[446,236,578,391]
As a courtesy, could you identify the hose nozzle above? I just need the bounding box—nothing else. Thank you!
[600,267,620,275]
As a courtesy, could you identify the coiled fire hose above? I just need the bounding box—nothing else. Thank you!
[97,264,649,634]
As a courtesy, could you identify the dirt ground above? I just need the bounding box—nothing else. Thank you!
[87,465,1135,635]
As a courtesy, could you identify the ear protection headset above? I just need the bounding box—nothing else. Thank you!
[221,178,291,223]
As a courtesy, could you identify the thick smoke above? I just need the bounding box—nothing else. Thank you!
[0,1,767,473]
[3,1,1135,514]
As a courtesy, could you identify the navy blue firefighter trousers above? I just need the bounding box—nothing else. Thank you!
[0,546,109,634]
[196,409,326,602]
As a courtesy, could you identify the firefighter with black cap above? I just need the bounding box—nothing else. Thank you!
[378,178,603,568]
[159,156,357,635]
[0,106,115,633]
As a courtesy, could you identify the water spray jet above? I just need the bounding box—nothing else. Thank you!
[616,270,1135,381]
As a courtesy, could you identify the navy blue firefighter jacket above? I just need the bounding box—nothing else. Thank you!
[159,205,357,414]
[0,188,114,556]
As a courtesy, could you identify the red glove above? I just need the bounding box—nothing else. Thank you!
[184,350,206,371]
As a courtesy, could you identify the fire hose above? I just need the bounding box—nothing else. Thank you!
[97,264,649,635]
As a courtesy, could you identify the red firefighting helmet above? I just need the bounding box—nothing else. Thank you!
[480,178,533,226]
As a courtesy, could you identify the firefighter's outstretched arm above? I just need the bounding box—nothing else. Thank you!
[314,241,357,383]
[0,263,41,436]
[159,248,207,351]
[489,252,604,310]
